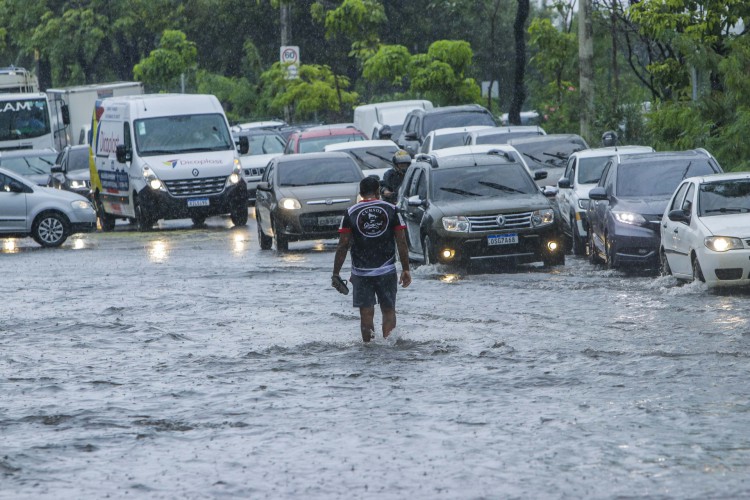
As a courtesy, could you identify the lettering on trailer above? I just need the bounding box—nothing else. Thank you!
[0,101,34,113]
[99,170,129,193]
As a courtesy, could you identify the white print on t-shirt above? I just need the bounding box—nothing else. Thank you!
[356,206,389,238]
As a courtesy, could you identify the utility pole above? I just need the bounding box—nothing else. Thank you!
[579,0,595,143]
[280,1,292,123]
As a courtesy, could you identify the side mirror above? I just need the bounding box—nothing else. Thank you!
[115,144,132,164]
[404,132,418,141]
[238,136,249,155]
[256,181,270,192]
[534,171,548,181]
[588,187,607,201]
[61,104,70,125]
[542,186,558,197]
[557,178,571,189]
[407,195,425,207]
[8,180,26,193]
[667,209,690,223]
[51,165,63,174]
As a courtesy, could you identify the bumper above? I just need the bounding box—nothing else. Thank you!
[70,221,97,234]
[696,248,750,287]
[243,175,262,205]
[139,182,247,221]
[610,223,660,268]
[433,225,564,265]
[274,208,347,242]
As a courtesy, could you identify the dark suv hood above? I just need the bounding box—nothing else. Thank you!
[615,196,669,217]
[433,194,552,216]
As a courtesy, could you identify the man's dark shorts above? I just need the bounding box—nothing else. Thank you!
[351,273,397,309]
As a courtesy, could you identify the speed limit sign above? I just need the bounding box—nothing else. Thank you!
[280,46,300,65]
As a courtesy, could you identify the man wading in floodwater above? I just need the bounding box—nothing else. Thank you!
[332,176,412,342]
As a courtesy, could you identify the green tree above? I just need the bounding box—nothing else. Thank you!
[133,30,197,93]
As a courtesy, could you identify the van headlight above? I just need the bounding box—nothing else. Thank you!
[279,198,301,210]
[531,209,554,227]
[705,236,743,252]
[142,165,165,191]
[226,158,242,186]
[442,216,470,232]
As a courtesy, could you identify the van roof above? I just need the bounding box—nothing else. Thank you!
[99,93,224,116]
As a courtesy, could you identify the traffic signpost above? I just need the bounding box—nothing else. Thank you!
[280,46,300,80]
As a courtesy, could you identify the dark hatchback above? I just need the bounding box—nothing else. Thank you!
[587,149,723,270]
[51,144,92,199]
[396,150,565,267]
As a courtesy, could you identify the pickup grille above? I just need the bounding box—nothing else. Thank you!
[164,176,226,197]
[467,212,533,232]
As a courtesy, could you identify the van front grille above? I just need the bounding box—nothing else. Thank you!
[467,212,533,232]
[164,176,226,197]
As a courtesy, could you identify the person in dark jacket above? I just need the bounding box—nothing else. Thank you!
[380,149,412,204]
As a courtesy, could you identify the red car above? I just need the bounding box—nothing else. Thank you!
[283,124,367,154]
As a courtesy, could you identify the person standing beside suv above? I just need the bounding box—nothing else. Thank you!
[380,149,412,203]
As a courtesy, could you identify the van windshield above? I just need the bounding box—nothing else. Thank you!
[135,113,233,156]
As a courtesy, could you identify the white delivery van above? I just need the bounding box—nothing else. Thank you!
[91,93,249,231]
[353,100,433,140]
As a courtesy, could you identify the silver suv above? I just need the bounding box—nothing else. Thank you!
[556,146,653,255]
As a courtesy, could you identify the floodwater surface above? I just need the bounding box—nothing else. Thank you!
[2,215,750,499]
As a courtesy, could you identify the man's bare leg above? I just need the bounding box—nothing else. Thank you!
[381,306,396,338]
[360,307,375,342]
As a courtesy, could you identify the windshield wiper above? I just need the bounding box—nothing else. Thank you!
[366,150,392,163]
[439,187,482,197]
[522,152,544,167]
[680,161,692,179]
[23,159,47,175]
[478,181,525,194]
[142,149,180,155]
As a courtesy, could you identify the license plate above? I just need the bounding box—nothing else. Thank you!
[488,233,519,246]
[187,198,210,208]
[318,215,342,226]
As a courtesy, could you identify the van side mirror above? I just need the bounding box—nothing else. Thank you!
[61,104,70,125]
[588,187,607,201]
[116,144,132,164]
[238,136,249,155]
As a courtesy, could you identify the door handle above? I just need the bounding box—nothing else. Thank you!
[673,228,678,233]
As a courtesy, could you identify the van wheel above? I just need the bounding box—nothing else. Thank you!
[134,197,154,231]
[230,202,248,227]
[32,211,69,247]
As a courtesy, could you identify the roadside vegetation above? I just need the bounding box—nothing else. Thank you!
[1,0,748,170]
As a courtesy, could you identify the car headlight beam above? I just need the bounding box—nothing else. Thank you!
[531,209,554,227]
[442,216,470,232]
[279,198,301,210]
[705,236,743,252]
[613,211,646,225]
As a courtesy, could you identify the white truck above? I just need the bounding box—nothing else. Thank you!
[91,93,250,231]
[0,92,58,151]
[353,99,433,140]
[0,66,39,93]
[47,81,144,148]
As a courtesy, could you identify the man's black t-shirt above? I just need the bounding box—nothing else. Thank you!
[381,168,406,203]
[339,199,406,276]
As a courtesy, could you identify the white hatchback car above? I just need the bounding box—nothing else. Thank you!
[418,126,493,154]
[556,145,654,255]
[0,167,97,247]
[660,172,750,287]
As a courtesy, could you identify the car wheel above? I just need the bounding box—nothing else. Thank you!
[272,217,288,252]
[659,248,672,277]
[257,214,272,250]
[230,202,248,227]
[589,233,603,265]
[570,214,586,256]
[605,236,617,270]
[692,254,705,283]
[99,212,116,232]
[422,235,436,265]
[32,211,69,247]
[191,216,206,227]
[134,196,154,231]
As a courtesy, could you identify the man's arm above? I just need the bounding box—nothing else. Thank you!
[394,229,411,288]
[333,232,351,277]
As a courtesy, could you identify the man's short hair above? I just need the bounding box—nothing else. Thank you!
[359,175,381,196]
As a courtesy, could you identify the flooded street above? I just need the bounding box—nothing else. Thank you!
[3,212,750,499]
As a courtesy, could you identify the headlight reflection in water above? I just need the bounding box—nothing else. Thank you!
[147,239,170,263]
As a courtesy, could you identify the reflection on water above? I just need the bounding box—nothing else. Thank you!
[439,273,461,283]
[231,232,246,256]
[147,239,170,263]
[2,239,18,253]
[71,237,86,250]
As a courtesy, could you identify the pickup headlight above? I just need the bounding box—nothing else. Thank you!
[142,165,165,191]
[613,211,646,225]
[705,236,744,252]
[531,209,554,227]
[442,216,470,232]
[279,197,301,210]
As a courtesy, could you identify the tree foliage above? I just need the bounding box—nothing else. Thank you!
[133,30,197,93]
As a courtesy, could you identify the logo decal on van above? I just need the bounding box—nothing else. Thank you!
[192,169,199,177]
[164,160,178,168]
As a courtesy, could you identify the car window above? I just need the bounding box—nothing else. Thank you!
[430,163,539,202]
[599,160,614,190]
[0,153,58,175]
[577,156,613,184]
[262,162,274,183]
[565,157,576,184]
[278,157,361,186]
[342,146,396,170]
[69,147,90,171]
[699,178,750,216]
[415,170,427,199]
[669,182,690,212]
[617,159,717,197]
[284,136,296,154]
[422,112,496,136]
[0,172,13,190]
[433,132,467,150]
[405,168,421,197]
[476,131,540,144]
[682,183,696,212]
[421,136,432,153]
[245,133,285,156]
[299,134,364,154]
